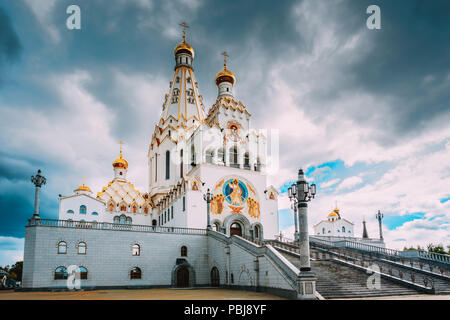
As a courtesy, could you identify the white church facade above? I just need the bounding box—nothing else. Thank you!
[20,30,310,298]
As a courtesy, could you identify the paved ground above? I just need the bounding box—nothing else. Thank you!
[0,288,286,300]
[331,294,450,300]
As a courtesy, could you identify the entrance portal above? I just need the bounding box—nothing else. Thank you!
[230,222,242,237]
[176,266,189,288]
[210,267,220,287]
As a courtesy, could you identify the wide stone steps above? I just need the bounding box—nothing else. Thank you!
[279,252,421,299]
[315,248,450,294]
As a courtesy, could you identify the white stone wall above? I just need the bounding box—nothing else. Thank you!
[313,219,354,237]
[59,194,105,223]
[22,226,209,289]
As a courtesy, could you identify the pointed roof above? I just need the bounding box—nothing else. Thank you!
[161,66,206,123]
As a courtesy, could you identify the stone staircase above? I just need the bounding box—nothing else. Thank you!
[280,251,422,299]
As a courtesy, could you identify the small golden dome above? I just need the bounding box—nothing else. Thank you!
[328,211,338,218]
[174,41,195,59]
[75,183,92,193]
[215,68,236,86]
[112,149,128,170]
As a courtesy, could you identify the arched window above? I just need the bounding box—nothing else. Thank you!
[181,246,187,257]
[78,266,88,280]
[92,211,98,216]
[132,244,140,256]
[322,227,325,235]
[126,217,132,224]
[206,149,214,164]
[342,226,346,233]
[114,216,120,224]
[144,206,149,214]
[244,152,250,170]
[79,205,86,214]
[229,147,238,168]
[109,203,114,211]
[120,215,126,224]
[67,210,74,214]
[152,219,157,226]
[120,204,126,212]
[218,148,225,164]
[254,225,260,240]
[212,223,219,231]
[166,150,170,180]
[78,242,87,255]
[133,205,137,213]
[54,266,68,280]
[58,241,67,254]
[130,267,142,279]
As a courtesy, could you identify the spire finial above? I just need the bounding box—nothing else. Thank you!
[179,22,189,43]
[221,51,229,70]
[335,200,338,210]
[119,140,124,158]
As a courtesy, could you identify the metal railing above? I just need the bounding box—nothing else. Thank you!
[28,218,207,235]
[309,236,450,265]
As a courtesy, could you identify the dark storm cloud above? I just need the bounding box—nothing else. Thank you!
[1,0,450,241]
[0,7,22,86]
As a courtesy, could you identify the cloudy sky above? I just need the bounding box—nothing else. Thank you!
[1,0,449,266]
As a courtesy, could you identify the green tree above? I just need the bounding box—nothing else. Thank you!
[8,261,23,281]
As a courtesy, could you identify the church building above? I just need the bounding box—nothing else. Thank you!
[21,26,299,296]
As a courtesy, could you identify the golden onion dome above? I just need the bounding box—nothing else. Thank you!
[328,211,338,218]
[215,68,236,86]
[74,183,92,193]
[174,41,195,59]
[112,150,128,170]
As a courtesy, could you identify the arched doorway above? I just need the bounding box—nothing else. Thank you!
[176,266,189,288]
[210,267,220,287]
[230,222,242,237]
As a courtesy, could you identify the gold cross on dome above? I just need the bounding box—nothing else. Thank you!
[221,51,229,69]
[119,140,124,157]
[179,22,189,42]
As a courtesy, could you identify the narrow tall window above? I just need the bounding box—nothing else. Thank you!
[155,154,158,182]
[79,205,86,214]
[181,246,187,257]
[171,206,174,219]
[183,196,186,211]
[166,150,170,180]
[180,149,184,177]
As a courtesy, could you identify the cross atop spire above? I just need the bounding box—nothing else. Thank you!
[179,22,189,43]
[119,140,124,158]
[221,51,229,70]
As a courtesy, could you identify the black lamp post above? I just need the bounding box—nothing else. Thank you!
[289,169,316,271]
[376,210,384,240]
[31,169,46,219]
[203,188,212,230]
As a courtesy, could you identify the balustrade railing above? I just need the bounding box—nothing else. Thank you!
[28,218,207,235]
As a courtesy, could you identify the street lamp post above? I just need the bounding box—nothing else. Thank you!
[30,169,46,219]
[290,168,317,299]
[376,210,384,240]
[288,188,299,242]
[203,188,212,230]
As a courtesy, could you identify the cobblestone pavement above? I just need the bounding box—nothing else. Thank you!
[0,288,286,300]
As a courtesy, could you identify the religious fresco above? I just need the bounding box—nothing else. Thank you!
[211,176,260,218]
